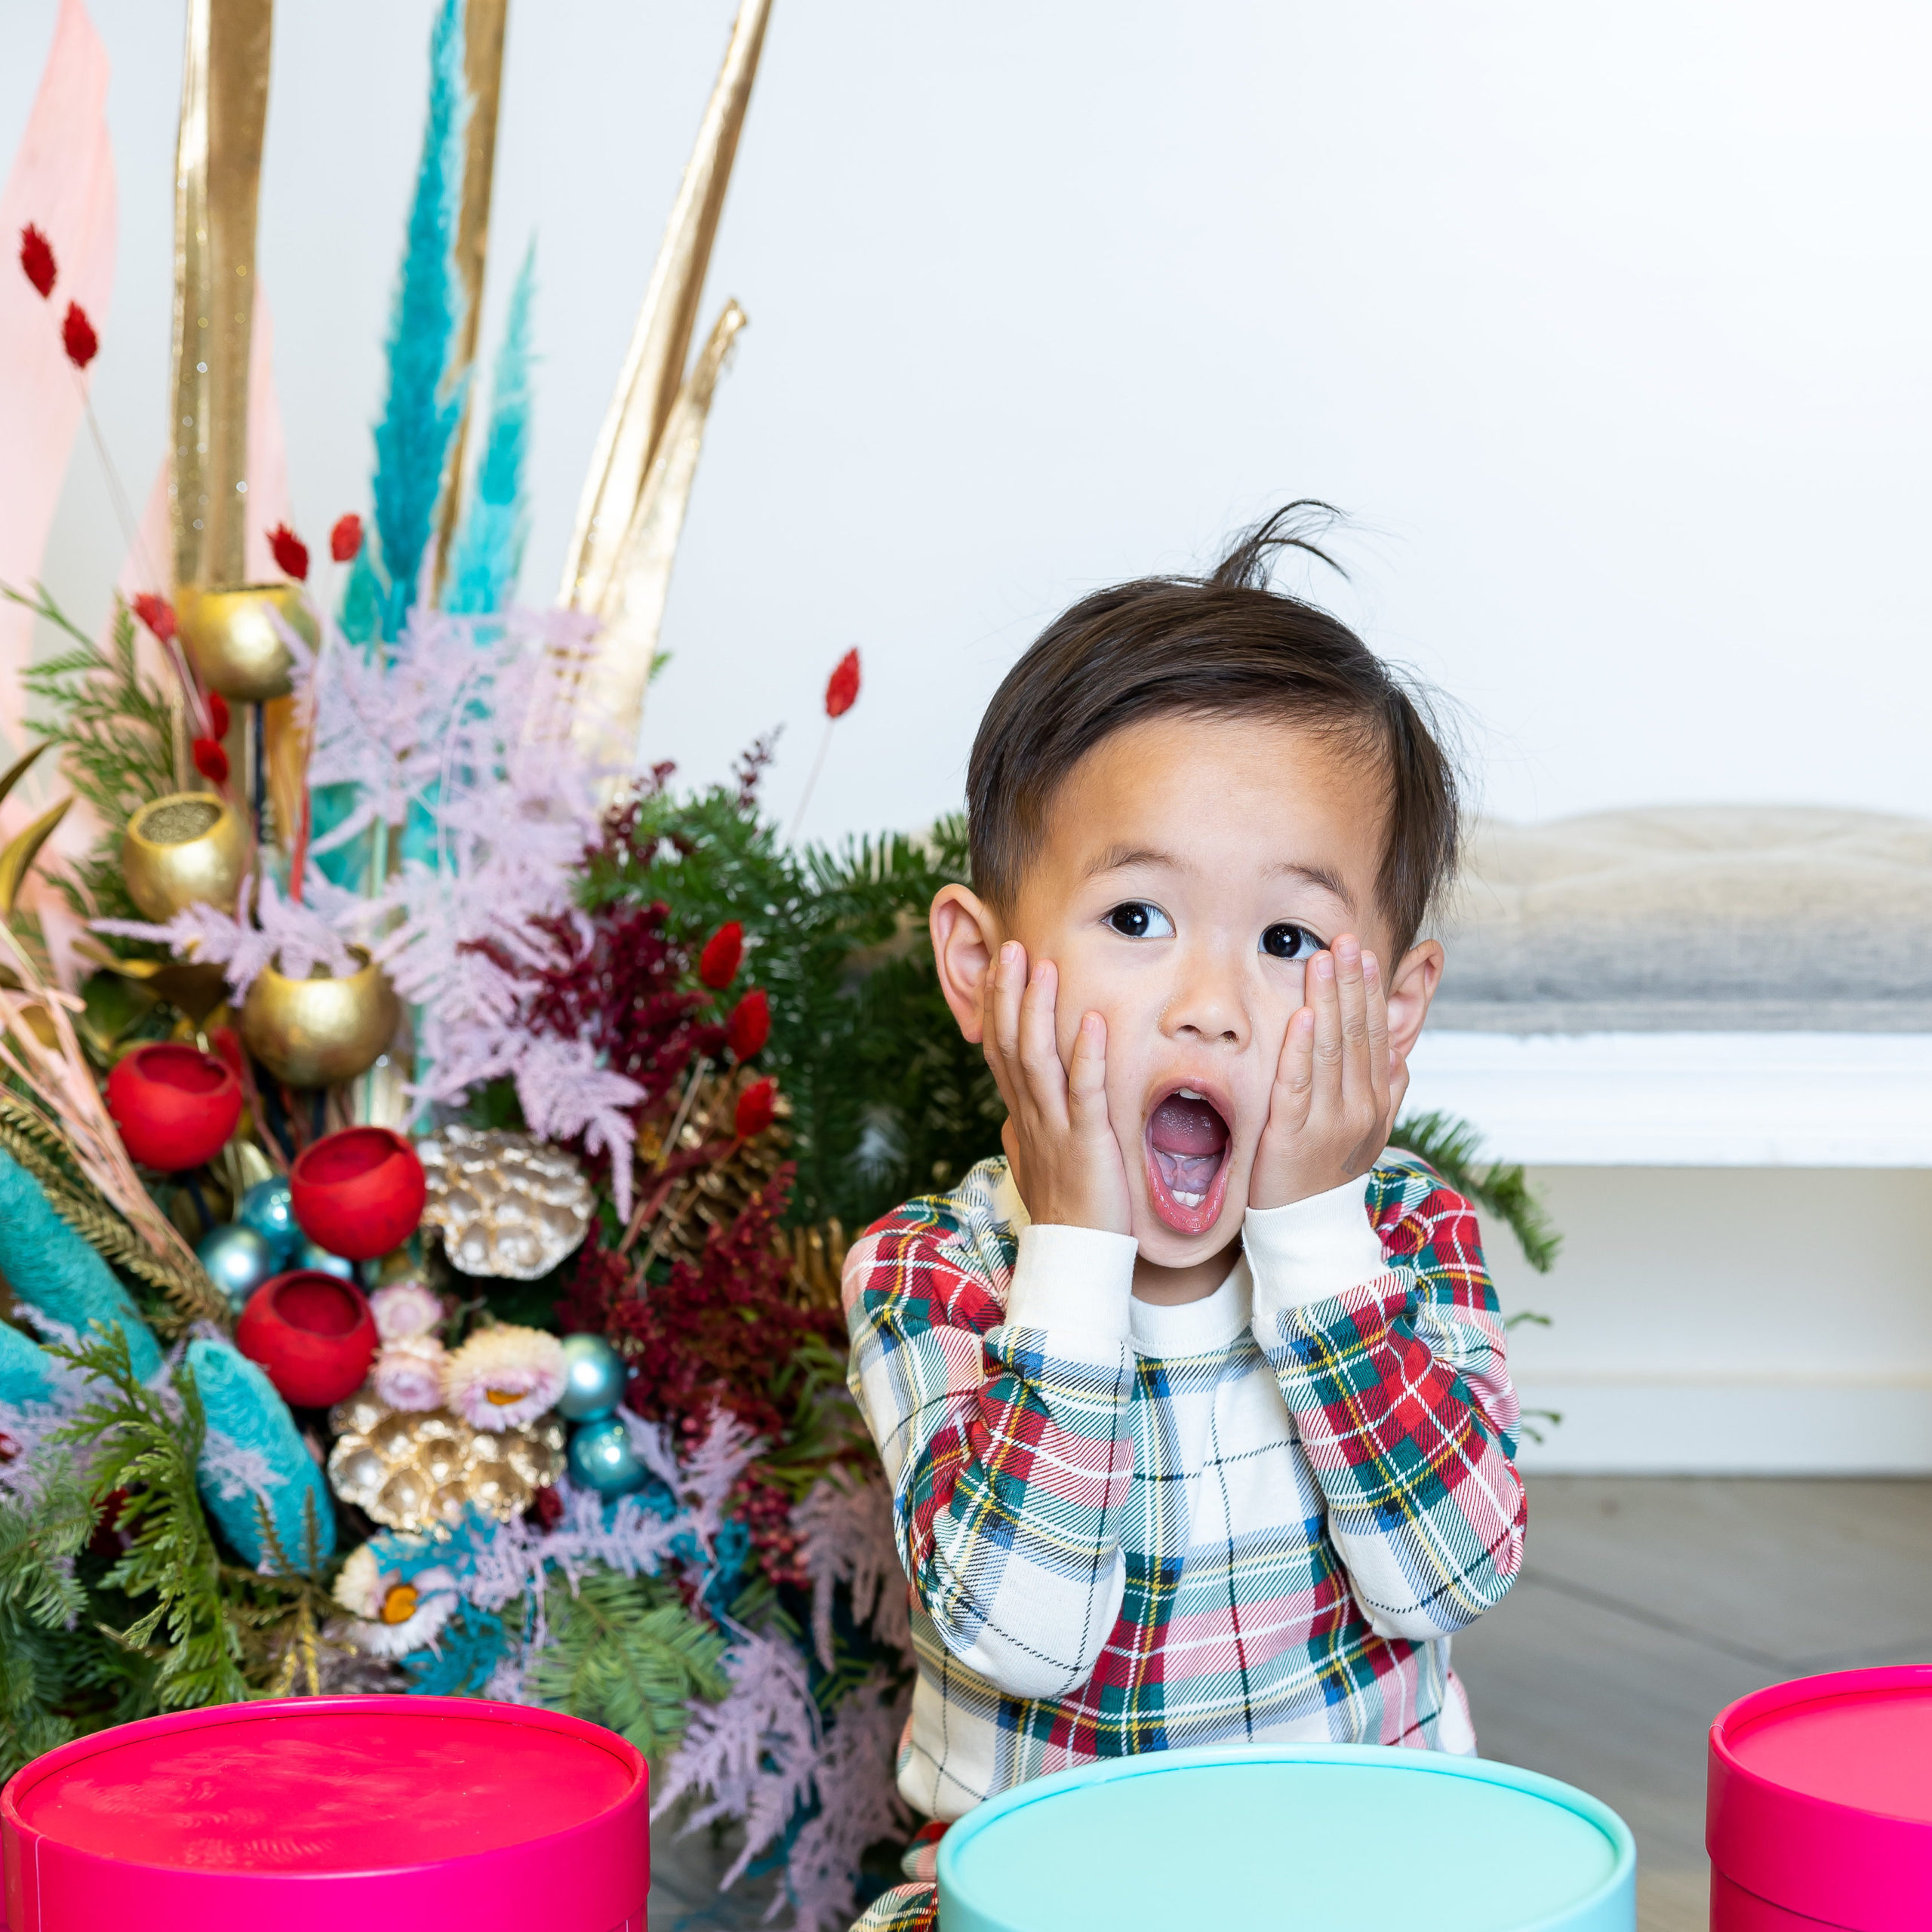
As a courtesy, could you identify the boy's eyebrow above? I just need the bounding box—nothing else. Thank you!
[1268,860,1357,913]
[1083,844,1189,880]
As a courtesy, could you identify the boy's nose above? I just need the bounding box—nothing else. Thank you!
[1161,948,1248,1048]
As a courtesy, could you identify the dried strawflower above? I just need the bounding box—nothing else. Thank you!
[132,593,177,642]
[734,1077,777,1142]
[334,1545,459,1658]
[60,301,97,369]
[824,647,860,718]
[698,921,743,990]
[192,737,229,786]
[207,691,230,738]
[268,521,309,581]
[441,1324,566,1432]
[371,1334,446,1412]
[18,223,54,299]
[371,1278,442,1341]
[329,512,362,562]
[726,987,770,1060]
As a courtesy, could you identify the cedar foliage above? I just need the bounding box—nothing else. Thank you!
[531,1567,731,1758]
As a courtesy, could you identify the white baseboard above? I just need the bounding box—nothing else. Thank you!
[1405,1031,1932,1168]
[1515,1375,1932,1474]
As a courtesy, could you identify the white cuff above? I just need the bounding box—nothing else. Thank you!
[1243,1174,1388,1309]
[1004,1223,1137,1345]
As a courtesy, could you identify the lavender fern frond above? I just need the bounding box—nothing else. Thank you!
[445,238,535,616]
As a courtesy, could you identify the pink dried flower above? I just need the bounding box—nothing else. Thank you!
[372,1334,447,1412]
[441,1324,566,1431]
[371,1278,442,1342]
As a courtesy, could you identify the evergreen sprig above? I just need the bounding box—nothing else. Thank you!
[530,1567,731,1758]
[7,583,178,928]
[0,1460,97,1777]
[1391,1108,1561,1273]
[49,1327,250,1709]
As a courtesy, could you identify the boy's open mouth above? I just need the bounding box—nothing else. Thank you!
[1144,1087,1232,1236]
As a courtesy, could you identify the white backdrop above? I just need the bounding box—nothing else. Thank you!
[5,0,1930,844]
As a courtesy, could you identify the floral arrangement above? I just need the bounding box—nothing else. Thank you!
[0,7,1558,1928]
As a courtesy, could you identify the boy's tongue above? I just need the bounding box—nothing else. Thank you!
[1148,1094,1228,1201]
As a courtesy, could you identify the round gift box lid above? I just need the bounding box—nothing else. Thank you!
[935,1743,1635,1932]
[1,1696,648,1932]
[1709,1666,1932,1931]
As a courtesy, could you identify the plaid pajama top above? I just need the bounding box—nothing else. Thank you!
[842,1152,1526,1822]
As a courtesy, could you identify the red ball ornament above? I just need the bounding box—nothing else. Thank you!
[104,1042,242,1171]
[289,1127,427,1261]
[235,1271,377,1407]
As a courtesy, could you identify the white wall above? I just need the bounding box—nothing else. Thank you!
[1493,1167,1932,1474]
[4,0,1930,845]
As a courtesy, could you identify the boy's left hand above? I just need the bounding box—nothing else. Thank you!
[1248,935,1401,1211]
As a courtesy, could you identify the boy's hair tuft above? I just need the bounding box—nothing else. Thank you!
[965,503,1460,955]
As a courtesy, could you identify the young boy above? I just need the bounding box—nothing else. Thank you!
[843,510,1526,1930]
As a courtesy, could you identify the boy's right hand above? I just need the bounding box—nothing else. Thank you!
[982,941,1133,1235]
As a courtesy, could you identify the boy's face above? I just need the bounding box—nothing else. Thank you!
[934,712,1442,1272]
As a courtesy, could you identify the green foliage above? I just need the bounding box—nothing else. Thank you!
[530,1567,731,1758]
[581,784,1002,1229]
[0,1460,97,1777]
[1391,1108,1561,1275]
[50,1327,251,1709]
[8,583,179,928]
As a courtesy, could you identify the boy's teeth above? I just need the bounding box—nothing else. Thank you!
[1173,1189,1204,1208]
[1177,1088,1203,1100]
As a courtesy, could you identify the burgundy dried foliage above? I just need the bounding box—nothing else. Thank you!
[521,898,718,1115]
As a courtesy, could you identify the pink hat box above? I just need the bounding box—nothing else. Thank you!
[1,1696,648,1932]
[1708,1665,1932,1930]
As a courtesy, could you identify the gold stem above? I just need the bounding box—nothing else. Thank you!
[170,0,273,593]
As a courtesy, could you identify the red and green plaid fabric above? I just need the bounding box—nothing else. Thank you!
[842,1152,1526,1845]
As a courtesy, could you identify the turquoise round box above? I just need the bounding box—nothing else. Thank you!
[935,1744,1635,1932]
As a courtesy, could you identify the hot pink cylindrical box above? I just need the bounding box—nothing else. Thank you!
[1708,1665,1932,1930]
[1,1696,648,1932]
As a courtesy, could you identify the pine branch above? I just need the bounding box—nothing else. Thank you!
[1390,1108,1562,1273]
[531,1567,731,1760]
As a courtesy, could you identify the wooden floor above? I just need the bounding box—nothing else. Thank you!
[653,1477,1932,1930]
[1454,1475,1932,1932]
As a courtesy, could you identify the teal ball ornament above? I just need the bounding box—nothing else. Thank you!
[197,1223,277,1312]
[557,1334,627,1422]
[294,1240,355,1282]
[568,1416,645,1497]
[238,1177,301,1264]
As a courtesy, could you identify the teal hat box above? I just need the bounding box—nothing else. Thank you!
[936,1744,1635,1932]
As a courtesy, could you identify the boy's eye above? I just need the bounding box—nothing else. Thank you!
[1260,921,1322,961]
[1103,901,1174,940]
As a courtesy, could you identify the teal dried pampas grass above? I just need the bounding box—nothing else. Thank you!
[367,0,472,644]
[445,240,536,617]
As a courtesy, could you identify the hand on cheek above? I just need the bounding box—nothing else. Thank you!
[1248,936,1399,1211]
[981,941,1134,1235]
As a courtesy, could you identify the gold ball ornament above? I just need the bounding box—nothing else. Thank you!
[420,1128,595,1279]
[119,792,253,921]
[175,581,318,703]
[240,947,399,1088]
[326,1385,566,1531]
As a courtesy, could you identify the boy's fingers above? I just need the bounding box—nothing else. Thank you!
[1272,1004,1318,1132]
[1017,957,1069,1121]
[1362,949,1392,1124]
[1308,949,1343,1104]
[1332,937,1374,1112]
[985,943,1025,1110]
[1066,1011,1110,1134]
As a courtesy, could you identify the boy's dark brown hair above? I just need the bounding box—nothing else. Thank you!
[965,503,1460,956]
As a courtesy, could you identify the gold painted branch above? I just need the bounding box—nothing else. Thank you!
[170,0,273,592]
[570,300,746,783]
[558,0,772,616]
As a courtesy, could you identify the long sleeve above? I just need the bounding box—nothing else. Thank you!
[1244,1165,1526,1642]
[844,1205,1137,1701]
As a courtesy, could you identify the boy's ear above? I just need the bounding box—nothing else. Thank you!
[931,884,1001,1044]
[1385,939,1444,1063]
